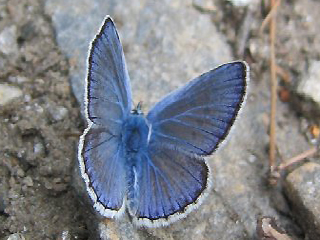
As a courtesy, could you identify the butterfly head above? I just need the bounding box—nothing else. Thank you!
[131,102,143,115]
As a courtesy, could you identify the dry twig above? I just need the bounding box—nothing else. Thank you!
[278,147,318,171]
[268,0,279,179]
[260,0,281,34]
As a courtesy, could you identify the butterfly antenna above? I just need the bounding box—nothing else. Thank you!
[137,101,142,112]
[132,101,143,115]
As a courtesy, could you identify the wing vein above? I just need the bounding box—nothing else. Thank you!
[162,150,204,186]
[83,135,114,153]
[144,153,183,213]
[104,145,121,207]
[153,131,208,155]
[89,96,122,107]
[166,118,222,139]
[153,104,236,126]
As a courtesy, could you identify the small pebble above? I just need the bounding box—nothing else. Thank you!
[33,142,44,155]
[52,215,59,223]
[23,176,33,187]
[24,94,31,102]
[16,168,25,178]
[193,0,216,12]
[8,188,19,199]
[227,0,259,7]
[0,25,18,55]
[297,61,320,107]
[6,233,25,240]
[61,230,71,240]
[39,165,53,176]
[8,75,29,83]
[48,105,68,121]
[0,84,22,105]
[248,154,257,163]
[44,180,53,190]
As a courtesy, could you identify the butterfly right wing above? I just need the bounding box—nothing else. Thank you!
[78,17,132,218]
[128,62,248,226]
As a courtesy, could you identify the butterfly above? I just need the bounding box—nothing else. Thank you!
[78,16,249,227]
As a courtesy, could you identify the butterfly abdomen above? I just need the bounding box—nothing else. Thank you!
[122,115,150,215]
[122,114,150,155]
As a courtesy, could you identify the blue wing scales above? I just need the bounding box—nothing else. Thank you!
[127,62,248,225]
[147,62,248,155]
[81,127,127,213]
[87,17,132,127]
[79,17,132,217]
[128,145,209,226]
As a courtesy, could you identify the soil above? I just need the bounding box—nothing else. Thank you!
[0,0,88,239]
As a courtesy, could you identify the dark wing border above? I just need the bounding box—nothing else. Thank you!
[132,150,212,227]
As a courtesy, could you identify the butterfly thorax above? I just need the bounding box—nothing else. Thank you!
[121,114,150,155]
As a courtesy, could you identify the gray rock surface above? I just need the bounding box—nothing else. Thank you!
[285,162,320,239]
[45,0,232,111]
[45,0,308,239]
[297,61,320,108]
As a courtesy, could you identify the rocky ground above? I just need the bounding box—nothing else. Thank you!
[0,0,319,239]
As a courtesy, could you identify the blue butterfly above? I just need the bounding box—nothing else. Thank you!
[78,16,249,227]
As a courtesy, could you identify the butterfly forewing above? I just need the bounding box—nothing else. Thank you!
[147,62,248,155]
[87,17,132,126]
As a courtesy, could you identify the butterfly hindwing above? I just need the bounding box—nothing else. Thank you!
[128,144,210,227]
[147,62,248,156]
[79,17,132,218]
[80,127,127,216]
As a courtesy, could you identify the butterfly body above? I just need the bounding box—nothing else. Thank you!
[78,16,249,227]
[122,113,150,155]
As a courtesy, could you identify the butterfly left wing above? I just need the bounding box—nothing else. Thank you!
[80,127,127,217]
[79,17,131,218]
[86,17,132,128]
